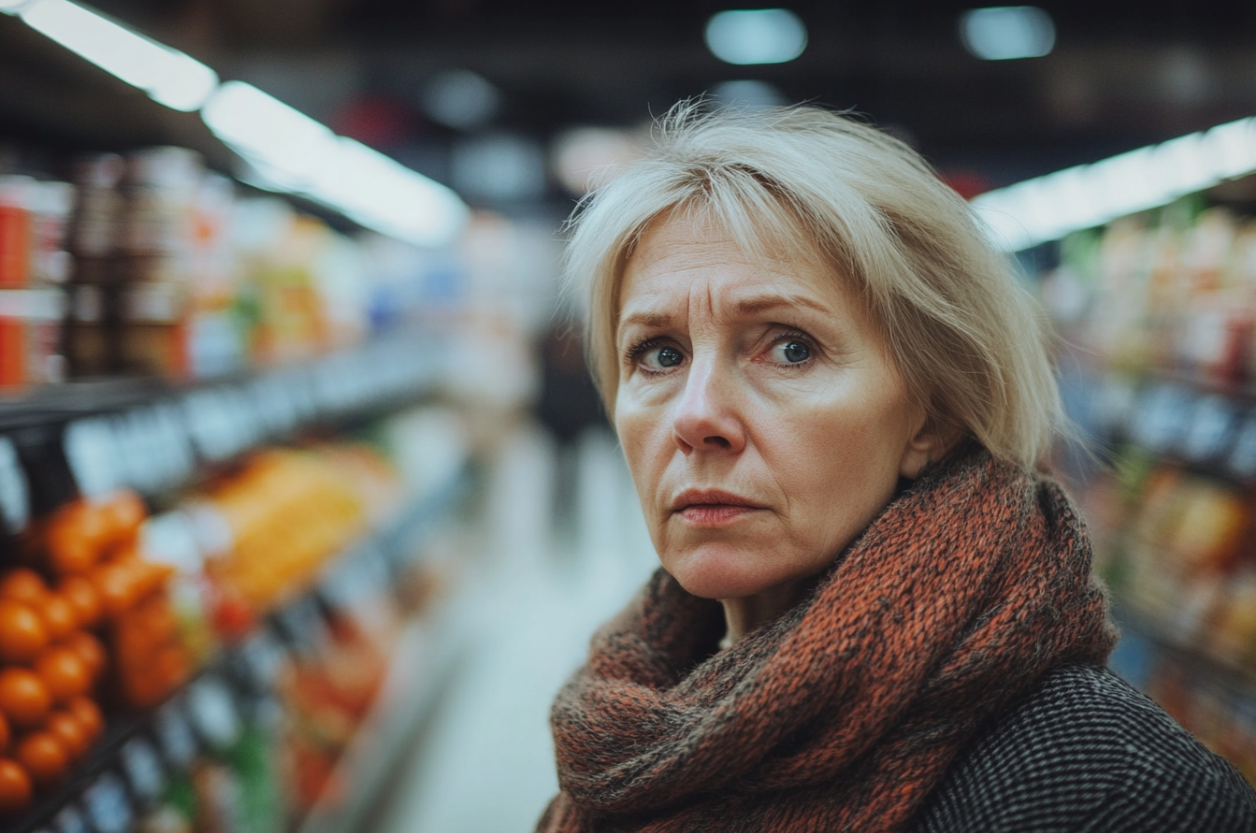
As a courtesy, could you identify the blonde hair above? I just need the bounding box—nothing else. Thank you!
[564,103,1062,469]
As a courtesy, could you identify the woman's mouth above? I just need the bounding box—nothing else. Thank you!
[672,490,764,527]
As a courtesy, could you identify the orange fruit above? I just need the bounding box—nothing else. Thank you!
[92,563,139,617]
[39,595,77,642]
[14,732,68,787]
[65,697,102,741]
[34,647,90,704]
[0,712,9,754]
[103,491,146,540]
[0,758,32,816]
[45,712,86,760]
[57,577,102,629]
[61,632,106,681]
[0,600,49,664]
[0,570,49,605]
[44,527,98,576]
[0,669,52,730]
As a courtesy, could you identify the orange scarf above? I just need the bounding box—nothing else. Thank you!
[538,446,1116,833]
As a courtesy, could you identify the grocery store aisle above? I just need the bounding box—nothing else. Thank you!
[370,424,659,833]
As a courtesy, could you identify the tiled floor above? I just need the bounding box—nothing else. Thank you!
[370,425,659,833]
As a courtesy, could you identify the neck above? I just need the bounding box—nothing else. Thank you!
[720,577,816,647]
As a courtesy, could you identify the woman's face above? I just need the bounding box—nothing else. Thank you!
[615,215,932,601]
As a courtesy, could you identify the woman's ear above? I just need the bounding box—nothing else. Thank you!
[898,411,961,480]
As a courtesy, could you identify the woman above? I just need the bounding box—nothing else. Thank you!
[536,104,1256,832]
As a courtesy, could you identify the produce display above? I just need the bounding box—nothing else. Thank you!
[0,401,469,831]
[1044,192,1256,784]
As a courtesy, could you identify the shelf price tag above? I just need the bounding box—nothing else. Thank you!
[187,676,241,750]
[1130,384,1192,454]
[50,803,90,833]
[81,772,134,833]
[63,417,121,498]
[155,698,199,769]
[1182,395,1236,463]
[0,436,29,534]
[1229,413,1256,480]
[120,736,166,805]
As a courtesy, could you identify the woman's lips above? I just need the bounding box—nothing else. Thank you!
[672,490,764,527]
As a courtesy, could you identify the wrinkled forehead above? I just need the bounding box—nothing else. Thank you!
[613,201,867,329]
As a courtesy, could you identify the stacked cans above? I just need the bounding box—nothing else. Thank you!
[0,176,74,392]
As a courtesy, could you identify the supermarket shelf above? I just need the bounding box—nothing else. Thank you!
[0,328,448,529]
[1112,600,1256,703]
[296,608,467,833]
[0,461,471,833]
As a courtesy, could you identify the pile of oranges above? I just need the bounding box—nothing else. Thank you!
[0,490,193,816]
[0,566,106,816]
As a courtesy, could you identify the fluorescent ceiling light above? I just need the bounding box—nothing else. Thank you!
[14,1,469,246]
[202,81,338,190]
[960,6,1055,61]
[204,82,468,248]
[972,116,1256,251]
[19,0,218,111]
[705,9,807,65]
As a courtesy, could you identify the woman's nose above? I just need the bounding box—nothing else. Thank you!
[671,359,746,454]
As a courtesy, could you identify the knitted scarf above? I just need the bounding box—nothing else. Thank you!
[538,446,1117,833]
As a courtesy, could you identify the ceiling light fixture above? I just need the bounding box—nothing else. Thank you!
[19,0,218,111]
[203,81,469,248]
[959,6,1055,61]
[705,9,807,66]
[972,115,1256,251]
[10,1,470,247]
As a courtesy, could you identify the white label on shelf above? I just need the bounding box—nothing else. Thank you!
[140,511,205,574]
[82,772,134,833]
[238,631,286,688]
[155,699,198,768]
[63,417,120,497]
[1230,413,1256,479]
[0,436,29,534]
[51,803,90,833]
[1130,384,1192,453]
[1183,394,1236,462]
[120,737,166,802]
[187,676,241,749]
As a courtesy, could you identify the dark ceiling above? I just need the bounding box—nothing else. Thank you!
[3,0,1256,206]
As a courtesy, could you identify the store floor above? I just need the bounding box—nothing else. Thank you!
[368,424,659,833]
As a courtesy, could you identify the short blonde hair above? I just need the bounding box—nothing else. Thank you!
[564,103,1062,469]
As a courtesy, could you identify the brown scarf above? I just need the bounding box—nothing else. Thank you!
[537,446,1117,833]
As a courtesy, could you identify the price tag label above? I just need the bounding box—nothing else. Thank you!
[155,699,198,768]
[1182,395,1236,463]
[140,512,204,574]
[120,736,166,803]
[235,630,286,691]
[150,403,195,488]
[81,772,134,833]
[187,676,241,749]
[63,417,121,497]
[50,803,90,833]
[1229,413,1256,480]
[1130,384,1192,453]
[0,436,29,534]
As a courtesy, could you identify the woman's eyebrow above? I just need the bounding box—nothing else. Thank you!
[619,310,673,331]
[733,295,829,316]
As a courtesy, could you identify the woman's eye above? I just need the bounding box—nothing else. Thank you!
[641,345,684,370]
[648,346,688,369]
[772,340,811,364]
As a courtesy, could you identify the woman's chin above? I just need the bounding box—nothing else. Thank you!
[662,543,784,600]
